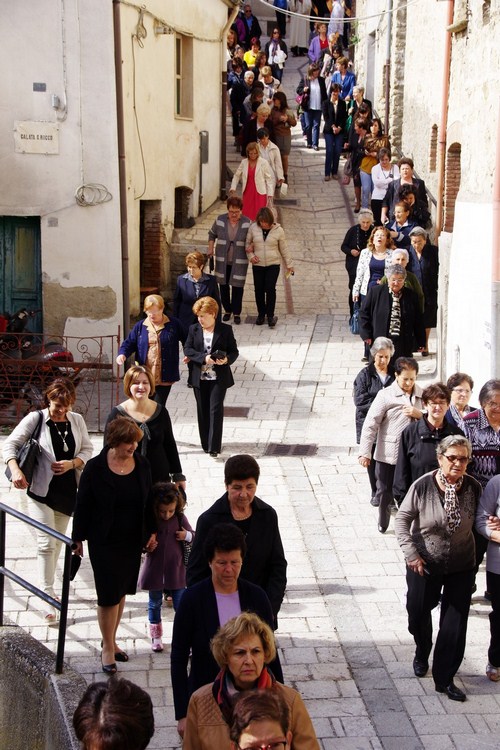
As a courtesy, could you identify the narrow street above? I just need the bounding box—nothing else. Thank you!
[0,47,498,750]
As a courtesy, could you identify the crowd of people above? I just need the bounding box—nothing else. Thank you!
[3,5,500,749]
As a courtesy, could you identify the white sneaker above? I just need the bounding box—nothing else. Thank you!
[486,662,500,681]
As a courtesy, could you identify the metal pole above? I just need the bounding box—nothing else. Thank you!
[55,543,73,674]
[0,509,5,626]
[384,0,393,135]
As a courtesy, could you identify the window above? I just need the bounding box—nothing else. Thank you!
[429,125,438,173]
[175,34,193,118]
[443,143,461,232]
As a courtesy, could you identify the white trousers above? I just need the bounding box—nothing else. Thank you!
[29,499,70,598]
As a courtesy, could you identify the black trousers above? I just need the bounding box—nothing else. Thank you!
[153,385,171,406]
[193,380,227,453]
[406,567,474,686]
[252,264,280,318]
[487,570,500,667]
[374,460,395,528]
[220,264,244,315]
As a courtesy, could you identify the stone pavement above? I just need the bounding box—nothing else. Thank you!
[1,46,498,750]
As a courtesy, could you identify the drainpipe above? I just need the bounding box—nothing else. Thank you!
[383,0,392,135]
[220,4,240,200]
[113,0,131,336]
[435,0,454,236]
[491,98,500,377]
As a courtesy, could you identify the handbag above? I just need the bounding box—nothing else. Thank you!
[5,411,43,485]
[349,302,360,335]
[178,515,192,567]
[343,155,353,177]
[279,181,288,198]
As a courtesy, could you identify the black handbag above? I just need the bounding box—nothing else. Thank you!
[5,411,43,485]
[349,302,360,335]
[178,514,192,567]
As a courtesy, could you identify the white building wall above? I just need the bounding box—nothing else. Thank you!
[0,0,123,342]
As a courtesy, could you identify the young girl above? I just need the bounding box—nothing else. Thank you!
[138,482,194,652]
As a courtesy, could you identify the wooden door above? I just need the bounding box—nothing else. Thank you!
[0,217,42,330]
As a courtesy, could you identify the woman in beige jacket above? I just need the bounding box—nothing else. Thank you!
[183,612,319,750]
[245,207,294,327]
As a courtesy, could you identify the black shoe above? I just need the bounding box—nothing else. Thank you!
[101,659,117,675]
[255,316,265,325]
[435,681,466,702]
[484,590,492,601]
[377,524,388,534]
[268,316,277,328]
[370,496,379,507]
[413,657,428,677]
[222,313,231,321]
[209,451,219,458]
[233,315,241,324]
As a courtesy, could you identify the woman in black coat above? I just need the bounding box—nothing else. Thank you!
[72,417,156,674]
[359,264,426,362]
[183,296,239,457]
[353,337,395,504]
[407,227,439,356]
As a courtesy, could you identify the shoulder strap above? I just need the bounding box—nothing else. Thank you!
[33,411,44,441]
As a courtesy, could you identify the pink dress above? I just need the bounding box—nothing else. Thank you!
[242,163,267,221]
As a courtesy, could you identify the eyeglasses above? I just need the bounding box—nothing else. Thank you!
[442,455,469,465]
[486,401,500,410]
[453,388,471,395]
[239,743,286,750]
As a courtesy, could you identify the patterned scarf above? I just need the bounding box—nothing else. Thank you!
[437,468,463,533]
[211,666,275,723]
[389,289,402,337]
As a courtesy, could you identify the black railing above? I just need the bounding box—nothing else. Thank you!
[0,501,74,674]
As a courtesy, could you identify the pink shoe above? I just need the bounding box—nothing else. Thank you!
[150,622,163,652]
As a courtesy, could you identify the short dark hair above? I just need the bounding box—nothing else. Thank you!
[478,379,500,408]
[257,127,270,139]
[204,522,247,562]
[227,195,243,210]
[230,690,290,743]
[106,416,143,448]
[44,377,76,408]
[73,677,154,750]
[447,372,474,391]
[422,383,451,405]
[399,157,414,169]
[151,481,185,520]
[394,357,419,375]
[256,206,275,226]
[224,454,260,485]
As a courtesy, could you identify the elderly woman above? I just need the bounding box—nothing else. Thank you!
[296,63,327,150]
[183,296,239,458]
[208,197,251,325]
[462,379,500,490]
[3,378,92,621]
[270,91,296,183]
[371,148,399,225]
[340,209,375,318]
[231,140,274,222]
[260,66,281,104]
[116,294,185,406]
[379,248,424,312]
[72,416,156,673]
[353,337,395,505]
[171,523,282,737]
[241,103,274,157]
[245,207,294,328]
[359,357,423,532]
[183,612,320,750]
[395,435,482,701]
[187,454,287,625]
[387,201,417,249]
[322,83,348,181]
[407,227,439,355]
[393,383,463,505]
[445,373,476,431]
[359,264,426,362]
[475,474,500,681]
[257,128,284,194]
[105,365,184,486]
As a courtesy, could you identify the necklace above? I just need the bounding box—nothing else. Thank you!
[53,421,69,452]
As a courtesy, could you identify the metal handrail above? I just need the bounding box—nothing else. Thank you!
[0,501,75,674]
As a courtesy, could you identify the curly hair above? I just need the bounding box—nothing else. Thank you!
[367,226,395,252]
[210,612,276,668]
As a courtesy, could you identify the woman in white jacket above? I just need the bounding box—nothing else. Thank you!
[3,378,93,619]
[245,207,294,327]
[230,142,274,221]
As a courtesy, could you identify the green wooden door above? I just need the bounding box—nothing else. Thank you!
[0,217,42,330]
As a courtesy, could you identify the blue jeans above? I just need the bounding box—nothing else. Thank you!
[148,588,185,623]
[303,109,322,147]
[360,170,373,208]
[324,132,344,176]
